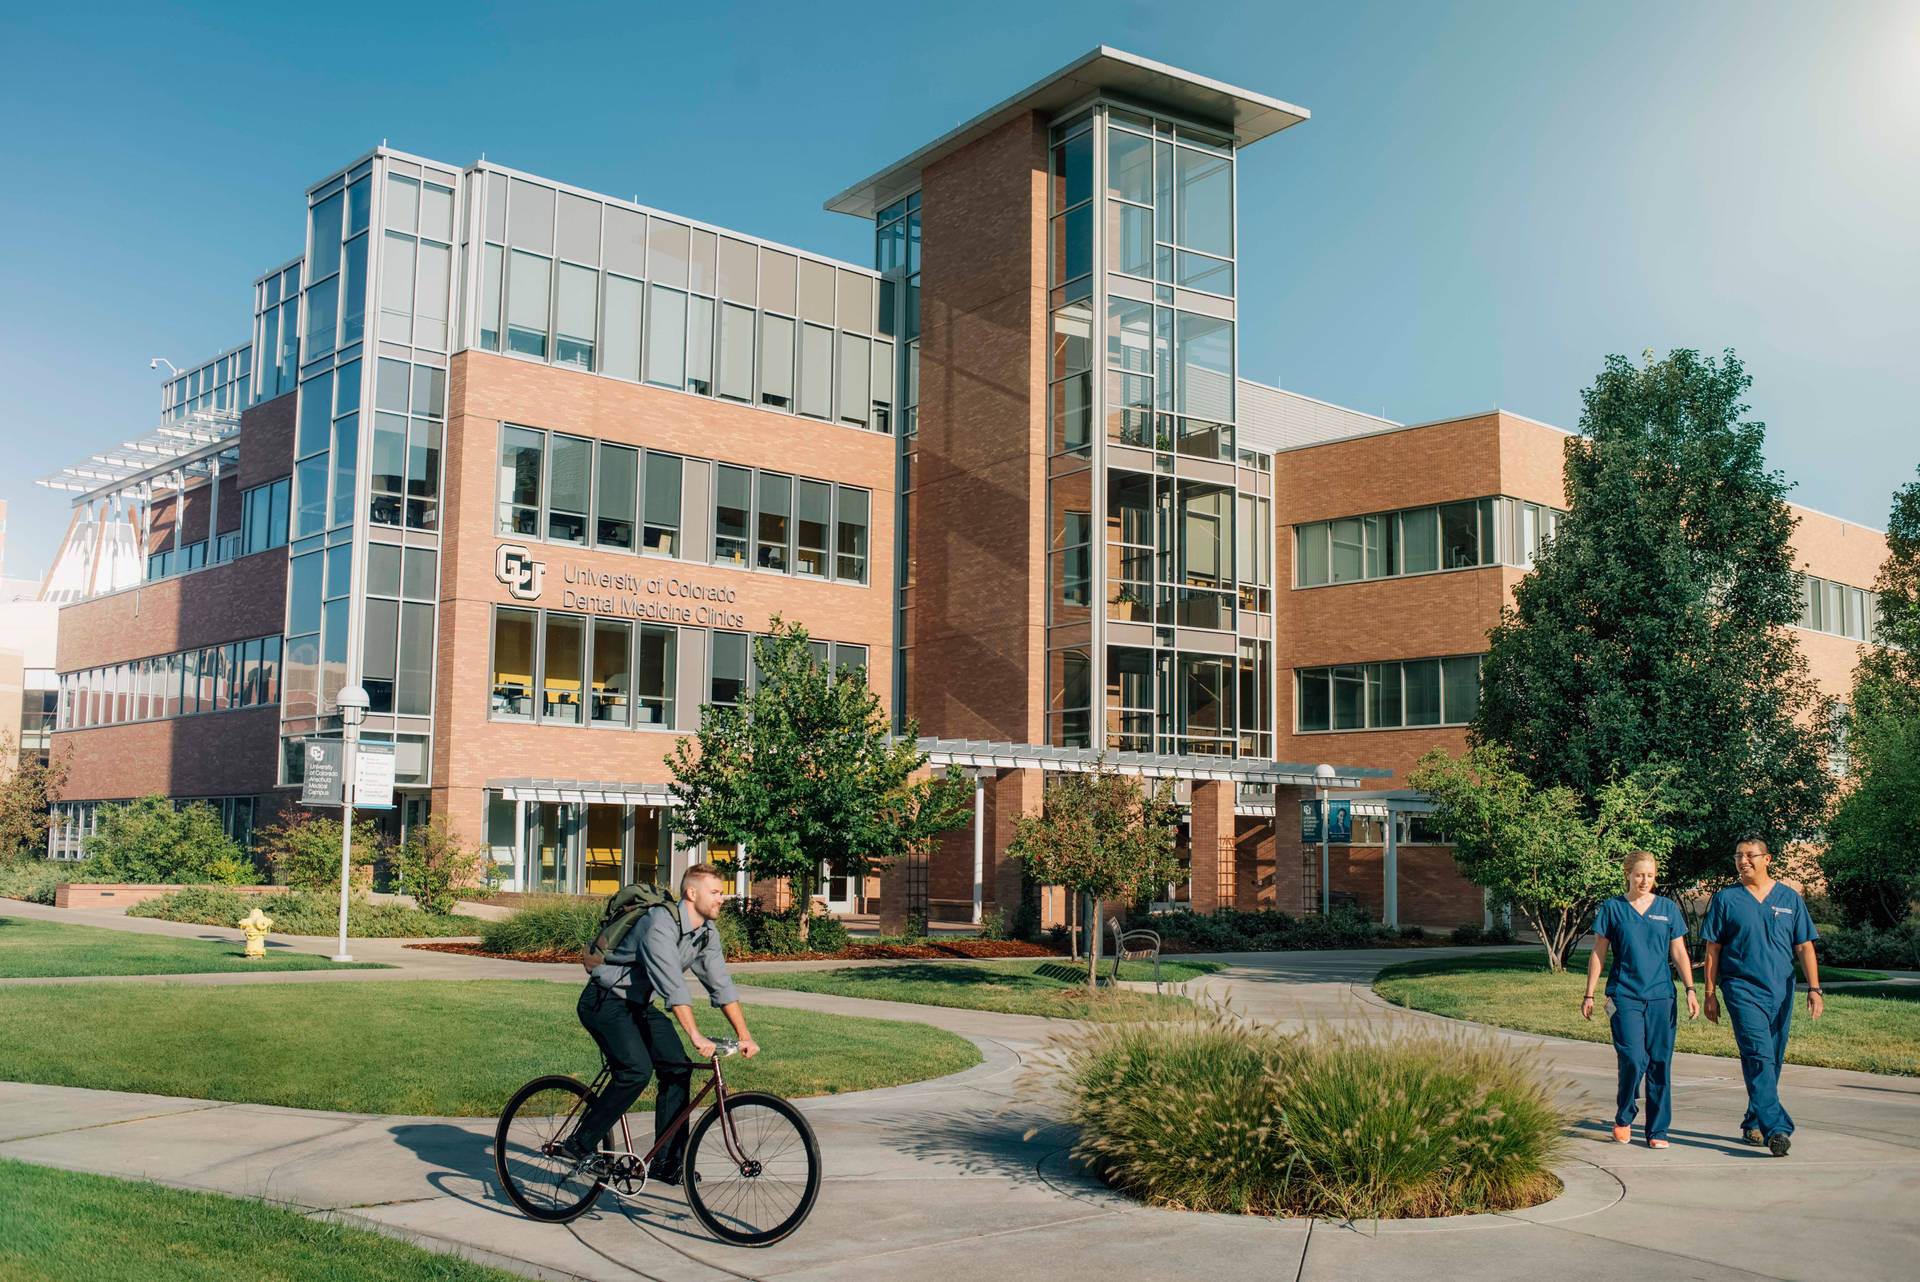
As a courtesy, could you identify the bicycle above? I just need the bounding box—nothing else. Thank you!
[493,1038,821,1247]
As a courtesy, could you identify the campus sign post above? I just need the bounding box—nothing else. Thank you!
[331,686,370,963]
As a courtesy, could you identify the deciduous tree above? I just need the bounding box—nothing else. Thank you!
[1476,350,1835,896]
[0,734,66,861]
[1411,745,1676,972]
[669,618,971,939]
[1005,764,1183,988]
[1823,466,1920,927]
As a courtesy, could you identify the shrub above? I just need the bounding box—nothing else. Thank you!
[82,797,257,885]
[806,912,851,954]
[978,907,1008,941]
[762,914,803,955]
[1011,894,1042,942]
[0,860,68,904]
[1450,924,1485,946]
[1398,925,1427,941]
[127,885,249,926]
[1032,1006,1570,1219]
[1139,905,1384,953]
[478,896,601,955]
[904,912,929,940]
[1815,922,1920,971]
[1046,924,1072,951]
[1484,921,1516,946]
[256,812,382,893]
[132,888,477,938]
[714,910,749,959]
[393,816,485,915]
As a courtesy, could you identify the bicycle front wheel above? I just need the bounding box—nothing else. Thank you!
[494,1074,605,1223]
[683,1091,821,1247]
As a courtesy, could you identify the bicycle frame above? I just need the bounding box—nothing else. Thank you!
[563,1049,753,1181]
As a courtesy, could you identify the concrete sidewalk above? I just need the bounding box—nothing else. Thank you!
[2,947,1916,1280]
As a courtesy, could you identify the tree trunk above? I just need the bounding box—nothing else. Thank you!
[1087,895,1103,989]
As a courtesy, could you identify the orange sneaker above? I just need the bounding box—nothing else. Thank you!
[1647,1138,1670,1149]
[1612,1126,1632,1144]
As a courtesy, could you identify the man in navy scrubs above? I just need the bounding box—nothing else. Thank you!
[1702,835,1822,1156]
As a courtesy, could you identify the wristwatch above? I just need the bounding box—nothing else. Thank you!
[1808,987,1823,994]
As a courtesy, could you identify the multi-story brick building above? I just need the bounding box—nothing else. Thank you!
[39,50,1886,926]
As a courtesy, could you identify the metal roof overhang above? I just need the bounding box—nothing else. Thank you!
[916,738,1389,789]
[37,410,242,502]
[824,47,1310,220]
[490,779,681,807]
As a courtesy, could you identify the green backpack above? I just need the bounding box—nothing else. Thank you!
[590,882,679,958]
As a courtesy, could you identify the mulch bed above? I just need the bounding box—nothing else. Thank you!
[407,938,1068,965]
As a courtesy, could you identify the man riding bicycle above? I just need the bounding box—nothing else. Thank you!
[560,862,759,1184]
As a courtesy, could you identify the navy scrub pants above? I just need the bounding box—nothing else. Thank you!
[1724,988,1795,1137]
[1609,995,1677,1140]
[572,983,694,1167]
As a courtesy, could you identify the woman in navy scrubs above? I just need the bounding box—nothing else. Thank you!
[1582,850,1699,1148]
[1703,835,1821,1157]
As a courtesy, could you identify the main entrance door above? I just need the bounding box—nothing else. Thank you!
[527,802,576,894]
[821,861,857,915]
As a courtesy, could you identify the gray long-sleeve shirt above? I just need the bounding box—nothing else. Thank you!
[589,902,739,1009]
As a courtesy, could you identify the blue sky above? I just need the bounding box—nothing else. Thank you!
[3,0,1915,580]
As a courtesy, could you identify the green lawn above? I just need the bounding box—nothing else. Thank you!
[0,915,387,978]
[0,980,980,1115]
[1374,951,1920,1077]
[0,1158,524,1282]
[735,957,1226,1020]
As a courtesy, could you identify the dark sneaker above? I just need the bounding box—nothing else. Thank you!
[1741,1128,1766,1146]
[647,1161,700,1188]
[558,1141,609,1181]
[1767,1132,1791,1157]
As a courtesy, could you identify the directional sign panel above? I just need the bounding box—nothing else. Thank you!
[300,740,344,807]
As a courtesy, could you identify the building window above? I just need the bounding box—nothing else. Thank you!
[596,443,637,550]
[591,619,630,726]
[541,615,585,724]
[643,451,681,556]
[1797,573,1878,642]
[714,465,751,566]
[546,433,591,545]
[498,426,543,535]
[756,473,791,572]
[637,625,677,726]
[710,630,748,708]
[1295,654,1482,732]
[491,607,536,719]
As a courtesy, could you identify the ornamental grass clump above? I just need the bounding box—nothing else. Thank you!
[1032,1004,1572,1219]
[477,896,602,954]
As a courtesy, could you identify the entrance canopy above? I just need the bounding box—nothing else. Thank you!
[490,779,678,807]
[914,738,1390,790]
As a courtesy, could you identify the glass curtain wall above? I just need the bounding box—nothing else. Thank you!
[1050,102,1270,758]
[281,151,454,793]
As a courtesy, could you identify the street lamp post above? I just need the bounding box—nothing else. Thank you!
[1314,763,1335,917]
[332,685,370,963]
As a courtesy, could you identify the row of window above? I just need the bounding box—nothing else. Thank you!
[1797,573,1879,642]
[145,477,291,582]
[58,636,283,731]
[476,173,895,432]
[497,425,871,584]
[489,606,868,731]
[1295,499,1504,587]
[1295,655,1483,733]
[163,344,252,423]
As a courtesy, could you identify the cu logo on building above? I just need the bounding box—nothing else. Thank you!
[496,544,546,601]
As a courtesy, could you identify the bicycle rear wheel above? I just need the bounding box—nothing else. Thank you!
[494,1074,606,1223]
[683,1091,821,1247]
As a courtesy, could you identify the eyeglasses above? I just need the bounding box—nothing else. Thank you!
[1733,851,1767,864]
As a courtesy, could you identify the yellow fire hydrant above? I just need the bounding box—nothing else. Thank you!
[240,907,273,959]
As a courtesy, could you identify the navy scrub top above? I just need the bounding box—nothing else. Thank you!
[1702,883,1817,1008]
[1593,894,1686,1002]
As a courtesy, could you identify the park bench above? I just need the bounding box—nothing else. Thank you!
[1107,917,1163,994]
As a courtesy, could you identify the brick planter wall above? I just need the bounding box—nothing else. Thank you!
[52,883,284,910]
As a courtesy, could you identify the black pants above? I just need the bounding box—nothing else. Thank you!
[573,983,693,1167]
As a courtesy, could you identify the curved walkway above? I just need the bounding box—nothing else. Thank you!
[0,911,1915,1279]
